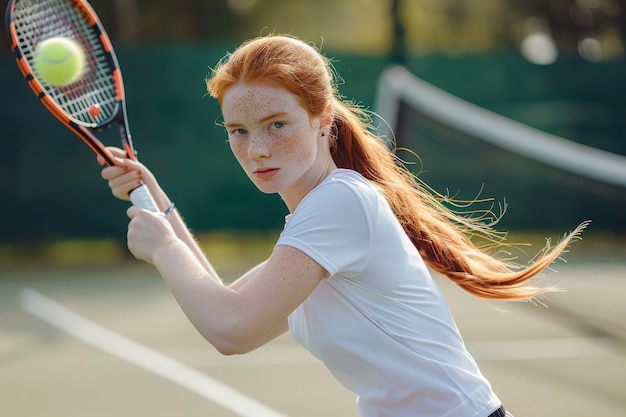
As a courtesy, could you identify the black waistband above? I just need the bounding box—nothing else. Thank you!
[488,406,506,417]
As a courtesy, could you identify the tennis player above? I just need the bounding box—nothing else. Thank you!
[101,35,585,417]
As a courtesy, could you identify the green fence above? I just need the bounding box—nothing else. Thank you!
[1,45,624,242]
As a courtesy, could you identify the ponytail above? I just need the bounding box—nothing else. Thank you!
[329,97,588,301]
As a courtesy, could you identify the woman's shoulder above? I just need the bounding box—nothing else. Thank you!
[325,168,366,182]
[295,169,381,217]
[301,169,377,205]
[319,169,375,193]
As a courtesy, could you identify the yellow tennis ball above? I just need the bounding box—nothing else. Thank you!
[33,37,86,86]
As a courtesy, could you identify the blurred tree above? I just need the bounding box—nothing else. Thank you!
[399,0,517,54]
[396,0,624,61]
[2,0,623,59]
[515,0,625,62]
[89,0,240,44]
[390,0,407,63]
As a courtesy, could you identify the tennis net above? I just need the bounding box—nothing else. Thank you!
[374,65,626,230]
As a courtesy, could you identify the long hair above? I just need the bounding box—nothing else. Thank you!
[206,35,589,301]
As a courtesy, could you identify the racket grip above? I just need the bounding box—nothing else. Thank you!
[129,184,160,212]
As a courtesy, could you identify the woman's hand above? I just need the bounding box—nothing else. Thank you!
[126,205,177,264]
[99,147,158,202]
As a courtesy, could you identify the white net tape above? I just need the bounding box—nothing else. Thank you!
[375,65,626,189]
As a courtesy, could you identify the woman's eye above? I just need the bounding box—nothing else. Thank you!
[271,122,284,129]
[231,128,247,135]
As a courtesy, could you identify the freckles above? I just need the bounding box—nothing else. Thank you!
[285,127,312,163]
[224,87,274,123]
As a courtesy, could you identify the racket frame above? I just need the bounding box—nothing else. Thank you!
[5,0,158,211]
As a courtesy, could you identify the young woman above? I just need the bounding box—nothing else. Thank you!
[101,35,587,417]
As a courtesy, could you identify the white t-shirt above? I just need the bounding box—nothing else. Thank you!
[278,169,501,417]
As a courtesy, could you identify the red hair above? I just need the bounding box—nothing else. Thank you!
[207,35,588,301]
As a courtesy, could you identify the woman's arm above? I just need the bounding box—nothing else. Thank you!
[126,206,323,355]
[100,148,216,276]
[101,149,307,353]
[223,260,289,345]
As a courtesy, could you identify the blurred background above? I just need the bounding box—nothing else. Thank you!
[1,0,625,264]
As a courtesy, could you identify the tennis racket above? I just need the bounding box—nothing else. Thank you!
[5,0,159,212]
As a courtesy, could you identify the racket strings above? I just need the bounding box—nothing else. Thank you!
[12,0,118,126]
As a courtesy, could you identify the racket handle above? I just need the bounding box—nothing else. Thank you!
[129,184,160,212]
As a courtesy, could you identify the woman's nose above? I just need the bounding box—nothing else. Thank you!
[247,133,271,158]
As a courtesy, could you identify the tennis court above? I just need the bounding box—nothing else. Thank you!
[1,242,624,417]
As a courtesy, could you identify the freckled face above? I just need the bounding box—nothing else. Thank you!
[222,83,333,205]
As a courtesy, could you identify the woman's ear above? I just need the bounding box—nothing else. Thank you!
[320,105,333,132]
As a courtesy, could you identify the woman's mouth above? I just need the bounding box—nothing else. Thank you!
[253,168,279,180]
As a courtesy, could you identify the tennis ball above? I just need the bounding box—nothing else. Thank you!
[33,37,86,86]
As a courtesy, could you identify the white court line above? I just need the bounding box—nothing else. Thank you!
[19,288,289,417]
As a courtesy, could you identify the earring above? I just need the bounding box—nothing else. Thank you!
[321,132,325,137]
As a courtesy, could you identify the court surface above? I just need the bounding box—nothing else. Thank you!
[1,257,624,417]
